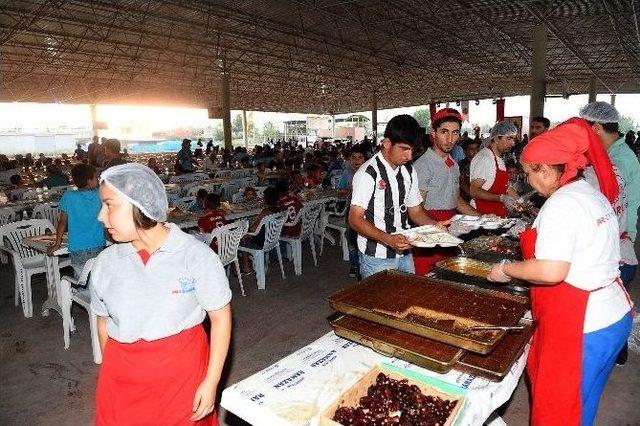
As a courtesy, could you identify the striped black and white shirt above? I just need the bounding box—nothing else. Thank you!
[351,152,422,258]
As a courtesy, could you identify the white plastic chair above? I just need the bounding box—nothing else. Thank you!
[0,207,17,264]
[168,172,208,184]
[0,207,16,226]
[238,212,287,290]
[280,202,322,275]
[0,219,70,317]
[207,220,249,296]
[32,203,60,227]
[173,196,197,211]
[59,257,102,364]
[324,200,350,261]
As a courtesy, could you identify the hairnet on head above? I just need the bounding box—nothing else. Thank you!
[578,101,620,124]
[490,121,518,139]
[99,163,168,222]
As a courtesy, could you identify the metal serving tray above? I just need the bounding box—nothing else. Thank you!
[331,315,465,373]
[328,270,530,354]
[456,319,535,381]
[434,257,529,296]
[461,235,522,262]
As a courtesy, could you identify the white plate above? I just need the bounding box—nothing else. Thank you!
[396,225,463,248]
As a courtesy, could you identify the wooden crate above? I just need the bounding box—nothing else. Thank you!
[319,365,464,426]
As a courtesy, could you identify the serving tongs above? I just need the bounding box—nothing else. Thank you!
[470,325,525,331]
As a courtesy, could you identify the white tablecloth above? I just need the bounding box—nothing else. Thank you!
[221,331,528,426]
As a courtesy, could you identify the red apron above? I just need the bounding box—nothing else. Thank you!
[95,250,217,426]
[95,326,216,426]
[474,152,509,217]
[413,209,457,275]
[520,228,587,426]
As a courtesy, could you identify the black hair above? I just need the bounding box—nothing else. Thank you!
[532,116,551,128]
[383,114,424,149]
[461,138,480,151]
[9,174,22,185]
[585,120,619,134]
[263,186,279,208]
[70,164,96,188]
[505,160,519,169]
[431,108,463,130]
[204,192,221,210]
[275,179,289,195]
[196,188,207,199]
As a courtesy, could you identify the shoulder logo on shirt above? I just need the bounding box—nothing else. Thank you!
[378,179,387,190]
[171,276,196,294]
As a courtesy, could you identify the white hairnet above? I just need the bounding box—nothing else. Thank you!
[99,163,168,222]
[490,121,518,139]
[578,101,620,123]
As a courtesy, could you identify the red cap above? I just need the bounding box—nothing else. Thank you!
[431,108,463,125]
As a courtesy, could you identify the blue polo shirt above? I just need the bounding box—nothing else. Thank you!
[59,188,105,252]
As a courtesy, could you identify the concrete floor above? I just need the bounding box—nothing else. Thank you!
[1,242,639,426]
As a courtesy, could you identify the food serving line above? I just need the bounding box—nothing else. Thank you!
[221,216,533,426]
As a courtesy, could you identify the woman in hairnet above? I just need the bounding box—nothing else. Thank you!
[469,121,520,217]
[89,163,232,425]
[487,118,633,426]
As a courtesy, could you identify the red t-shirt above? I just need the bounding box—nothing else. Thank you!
[198,210,227,252]
[198,210,227,233]
[278,194,303,237]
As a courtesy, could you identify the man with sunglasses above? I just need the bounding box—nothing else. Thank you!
[349,115,443,279]
[469,121,520,217]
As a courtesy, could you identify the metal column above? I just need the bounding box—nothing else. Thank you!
[530,23,547,120]
[371,93,378,141]
[220,70,233,150]
[588,76,597,103]
[242,110,248,148]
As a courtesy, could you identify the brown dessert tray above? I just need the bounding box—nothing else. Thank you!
[331,315,464,373]
[328,270,530,354]
[457,319,535,381]
[434,257,529,296]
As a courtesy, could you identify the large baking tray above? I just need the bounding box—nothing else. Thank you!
[328,270,530,354]
[434,257,529,296]
[331,315,464,373]
[457,319,535,381]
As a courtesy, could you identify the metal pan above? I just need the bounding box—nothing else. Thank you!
[331,315,465,373]
[328,270,530,354]
[434,257,529,296]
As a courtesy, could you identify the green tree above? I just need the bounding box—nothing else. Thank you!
[232,113,243,137]
[412,108,431,129]
[212,125,224,142]
[262,121,280,140]
[619,115,638,134]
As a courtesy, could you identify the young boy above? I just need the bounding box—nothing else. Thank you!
[276,180,304,238]
[188,188,208,214]
[337,146,366,278]
[47,164,105,277]
[197,193,228,252]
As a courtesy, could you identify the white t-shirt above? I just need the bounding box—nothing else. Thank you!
[584,166,637,265]
[533,180,631,332]
[469,147,505,190]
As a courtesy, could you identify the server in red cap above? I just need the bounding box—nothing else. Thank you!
[487,118,633,426]
[469,121,519,217]
[412,108,480,275]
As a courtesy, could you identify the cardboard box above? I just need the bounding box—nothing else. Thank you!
[320,365,464,426]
